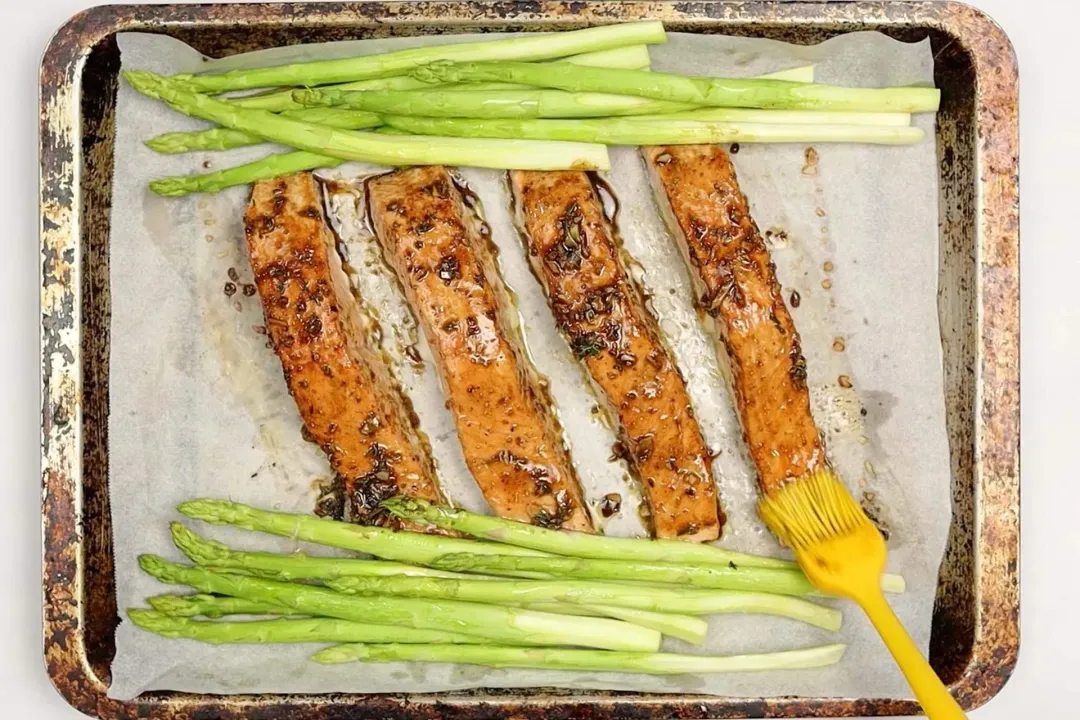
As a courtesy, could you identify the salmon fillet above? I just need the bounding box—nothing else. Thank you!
[244,173,445,526]
[643,146,824,496]
[367,166,592,532]
[510,170,723,541]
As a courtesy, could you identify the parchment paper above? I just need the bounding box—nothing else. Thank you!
[107,30,949,701]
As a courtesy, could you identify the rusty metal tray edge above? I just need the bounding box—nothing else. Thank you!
[40,2,1019,718]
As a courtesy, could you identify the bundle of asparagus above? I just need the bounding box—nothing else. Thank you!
[128,497,907,674]
[121,21,939,196]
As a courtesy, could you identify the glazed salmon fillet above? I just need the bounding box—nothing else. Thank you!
[367,166,592,531]
[643,146,824,496]
[244,173,445,525]
[510,170,723,541]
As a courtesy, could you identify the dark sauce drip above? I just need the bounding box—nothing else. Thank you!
[348,444,405,527]
[599,493,622,518]
[637,498,653,532]
[453,170,481,210]
[312,174,437,522]
[317,176,377,312]
[450,172,496,248]
[586,172,655,308]
[532,489,575,529]
[588,172,621,227]
[314,475,346,521]
[504,172,536,263]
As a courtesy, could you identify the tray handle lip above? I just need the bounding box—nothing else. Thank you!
[920,1,1020,715]
[39,2,1019,717]
[40,5,129,718]
[941,0,1021,714]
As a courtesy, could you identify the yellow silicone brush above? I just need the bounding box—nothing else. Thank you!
[759,468,966,720]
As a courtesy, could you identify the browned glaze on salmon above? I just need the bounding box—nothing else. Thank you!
[510,170,723,541]
[244,173,445,526]
[643,146,824,496]
[367,166,593,532]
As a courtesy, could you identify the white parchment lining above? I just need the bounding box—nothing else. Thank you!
[107,30,948,701]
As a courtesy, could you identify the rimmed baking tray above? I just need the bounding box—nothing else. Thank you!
[40,2,1019,717]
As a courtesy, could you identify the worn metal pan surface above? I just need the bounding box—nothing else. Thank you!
[40,2,1019,717]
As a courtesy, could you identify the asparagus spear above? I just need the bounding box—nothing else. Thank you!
[294,87,694,118]
[507,603,706,644]
[658,107,912,126]
[177,498,551,564]
[544,44,652,71]
[381,497,796,570]
[436,553,907,595]
[139,556,662,651]
[313,642,848,674]
[172,522,477,581]
[328,575,841,632]
[149,150,342,197]
[229,43,652,113]
[413,61,941,113]
[230,75,563,113]
[146,108,381,154]
[433,553,818,595]
[147,593,291,618]
[125,71,610,171]
[128,609,490,644]
[142,591,703,642]
[533,605,707,644]
[170,21,667,92]
[233,75,434,111]
[379,115,924,146]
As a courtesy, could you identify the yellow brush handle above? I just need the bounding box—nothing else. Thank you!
[858,590,967,719]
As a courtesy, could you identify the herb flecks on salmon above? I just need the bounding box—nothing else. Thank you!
[368,166,592,532]
[511,170,723,541]
[644,146,824,496]
[244,173,445,526]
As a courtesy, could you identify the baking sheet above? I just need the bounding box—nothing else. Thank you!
[106,30,948,701]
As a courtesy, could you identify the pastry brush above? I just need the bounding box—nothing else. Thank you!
[759,468,966,719]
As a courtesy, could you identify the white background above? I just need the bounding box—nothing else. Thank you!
[4,0,1077,717]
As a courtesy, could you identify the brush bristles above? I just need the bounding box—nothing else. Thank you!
[758,468,872,550]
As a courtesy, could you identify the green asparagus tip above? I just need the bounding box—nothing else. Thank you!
[148,177,191,197]
[162,72,199,89]
[144,133,195,155]
[146,594,208,616]
[177,498,234,524]
[379,495,431,518]
[139,554,182,583]
[123,70,169,98]
[170,522,232,565]
[324,578,360,595]
[412,60,458,85]
[290,89,334,107]
[127,608,181,633]
[311,644,360,664]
